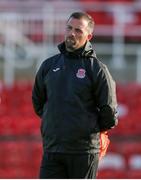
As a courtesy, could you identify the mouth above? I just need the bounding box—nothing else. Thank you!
[66,37,76,45]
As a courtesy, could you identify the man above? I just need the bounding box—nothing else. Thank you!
[32,12,118,179]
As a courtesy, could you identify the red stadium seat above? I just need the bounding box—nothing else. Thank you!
[0,141,42,178]
[87,11,114,25]
[127,170,141,179]
[97,169,127,179]
[0,166,39,178]
[134,12,141,25]
[105,0,134,2]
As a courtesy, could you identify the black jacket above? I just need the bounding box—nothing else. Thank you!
[32,41,118,153]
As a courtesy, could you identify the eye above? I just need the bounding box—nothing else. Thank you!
[75,28,83,34]
[66,25,72,31]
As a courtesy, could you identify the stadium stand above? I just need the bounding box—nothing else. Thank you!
[0,0,141,178]
[0,81,141,178]
[85,11,114,25]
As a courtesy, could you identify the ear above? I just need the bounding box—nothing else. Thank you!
[88,33,93,41]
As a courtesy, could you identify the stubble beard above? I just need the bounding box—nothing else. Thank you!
[65,37,77,52]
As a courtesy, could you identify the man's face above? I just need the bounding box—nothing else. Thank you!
[65,17,92,52]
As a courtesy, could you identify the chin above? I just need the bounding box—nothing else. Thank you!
[66,47,75,52]
[66,45,75,51]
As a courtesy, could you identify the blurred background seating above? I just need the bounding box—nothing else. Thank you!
[0,0,141,178]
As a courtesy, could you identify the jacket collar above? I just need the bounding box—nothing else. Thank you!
[58,41,96,58]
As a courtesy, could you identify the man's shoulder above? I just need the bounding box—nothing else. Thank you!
[92,56,104,65]
[93,57,114,82]
[38,53,61,75]
[92,56,107,71]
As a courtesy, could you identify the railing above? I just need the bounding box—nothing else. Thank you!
[0,1,141,86]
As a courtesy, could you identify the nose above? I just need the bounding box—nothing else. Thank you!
[68,29,75,37]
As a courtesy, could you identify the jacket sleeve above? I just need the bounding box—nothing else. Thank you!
[93,59,118,131]
[32,62,47,117]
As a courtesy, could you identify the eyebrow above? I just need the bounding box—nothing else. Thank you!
[66,24,83,32]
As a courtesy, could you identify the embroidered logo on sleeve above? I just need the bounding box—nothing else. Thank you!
[76,68,86,78]
[53,68,60,72]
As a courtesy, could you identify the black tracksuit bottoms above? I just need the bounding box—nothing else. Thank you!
[39,152,99,179]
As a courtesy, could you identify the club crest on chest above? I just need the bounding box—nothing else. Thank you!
[76,68,86,79]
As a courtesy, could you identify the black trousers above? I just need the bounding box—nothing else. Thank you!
[39,152,99,179]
